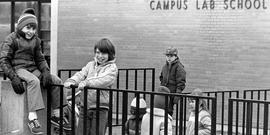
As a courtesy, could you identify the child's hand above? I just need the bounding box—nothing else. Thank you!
[64,79,77,88]
[78,81,86,90]
[11,76,25,94]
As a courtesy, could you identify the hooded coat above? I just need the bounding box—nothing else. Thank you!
[160,57,186,93]
[141,108,173,135]
[66,58,118,109]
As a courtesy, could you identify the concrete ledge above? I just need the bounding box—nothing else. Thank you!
[0,80,48,135]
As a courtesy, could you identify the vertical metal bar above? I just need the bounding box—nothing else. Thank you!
[179,96,184,135]
[246,101,252,135]
[175,101,179,135]
[164,95,168,135]
[150,94,154,135]
[108,90,113,135]
[126,70,129,90]
[227,99,233,135]
[71,87,76,135]
[221,92,224,135]
[242,92,246,134]
[183,97,187,135]
[152,69,155,92]
[264,90,267,100]
[211,97,217,135]
[83,87,88,135]
[134,70,137,91]
[37,1,41,37]
[135,93,140,135]
[59,85,64,135]
[263,103,268,135]
[195,98,199,135]
[11,1,15,33]
[235,92,239,135]
[143,69,146,92]
[68,71,72,78]
[143,69,146,99]
[47,85,52,135]
[96,88,100,135]
[122,91,128,135]
[58,70,61,78]
[256,92,260,135]
[116,72,120,124]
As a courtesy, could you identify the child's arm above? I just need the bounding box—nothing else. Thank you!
[175,65,186,93]
[69,62,91,83]
[0,35,18,80]
[81,64,117,88]
[199,114,211,135]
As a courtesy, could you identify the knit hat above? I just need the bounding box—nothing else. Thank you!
[130,97,147,115]
[165,47,178,56]
[16,8,38,30]
[154,86,170,109]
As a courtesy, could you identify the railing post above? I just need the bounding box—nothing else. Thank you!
[246,102,252,135]
[71,86,76,135]
[83,87,88,135]
[263,103,269,135]
[122,91,128,135]
[211,97,216,135]
[227,98,233,135]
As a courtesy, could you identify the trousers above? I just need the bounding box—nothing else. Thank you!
[16,68,67,112]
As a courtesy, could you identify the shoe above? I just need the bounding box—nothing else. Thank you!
[51,116,71,131]
[28,119,44,135]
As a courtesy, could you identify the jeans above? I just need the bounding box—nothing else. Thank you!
[76,108,108,135]
[16,68,67,111]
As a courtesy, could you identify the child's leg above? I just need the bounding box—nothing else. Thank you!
[16,69,45,112]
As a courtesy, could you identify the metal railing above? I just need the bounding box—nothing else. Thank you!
[57,68,155,127]
[48,84,217,135]
[228,98,270,135]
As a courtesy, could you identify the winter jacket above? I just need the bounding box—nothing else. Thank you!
[141,108,173,135]
[160,58,186,93]
[0,32,49,79]
[67,58,117,109]
[186,110,211,135]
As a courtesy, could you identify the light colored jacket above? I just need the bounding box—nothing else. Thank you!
[186,109,211,135]
[141,108,173,135]
[68,58,117,109]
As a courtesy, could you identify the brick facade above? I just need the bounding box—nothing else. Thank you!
[58,0,270,91]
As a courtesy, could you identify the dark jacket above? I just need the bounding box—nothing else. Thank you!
[0,32,49,79]
[125,114,144,135]
[159,58,186,93]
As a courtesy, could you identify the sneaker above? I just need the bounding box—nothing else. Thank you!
[28,119,44,135]
[51,116,71,131]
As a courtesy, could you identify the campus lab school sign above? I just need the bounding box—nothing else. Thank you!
[149,0,268,10]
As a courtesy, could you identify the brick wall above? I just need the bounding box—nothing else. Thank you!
[58,0,270,91]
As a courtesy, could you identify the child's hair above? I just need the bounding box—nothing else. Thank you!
[189,88,208,111]
[94,38,115,61]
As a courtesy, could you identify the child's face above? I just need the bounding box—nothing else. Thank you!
[188,98,196,111]
[21,24,36,39]
[166,54,177,63]
[95,48,109,65]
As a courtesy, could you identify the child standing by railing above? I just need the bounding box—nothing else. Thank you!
[64,38,117,135]
[141,86,173,135]
[186,88,211,135]
[125,97,147,135]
